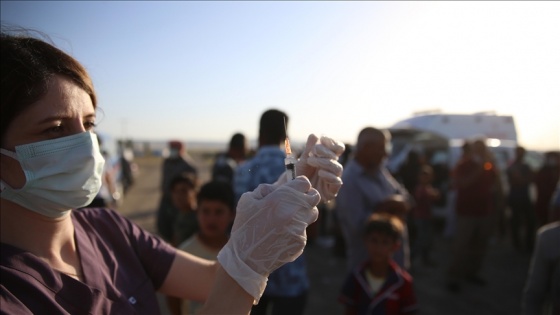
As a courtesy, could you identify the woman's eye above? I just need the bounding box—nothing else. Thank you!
[84,121,97,130]
[46,125,64,134]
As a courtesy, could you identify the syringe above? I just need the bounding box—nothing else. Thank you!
[284,137,297,180]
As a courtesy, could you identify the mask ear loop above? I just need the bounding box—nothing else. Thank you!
[0,148,18,159]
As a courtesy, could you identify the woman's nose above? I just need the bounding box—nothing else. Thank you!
[69,119,88,134]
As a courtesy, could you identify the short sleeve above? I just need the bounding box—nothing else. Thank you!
[74,208,177,290]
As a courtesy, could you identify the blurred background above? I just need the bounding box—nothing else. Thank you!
[2,2,559,314]
[2,1,559,155]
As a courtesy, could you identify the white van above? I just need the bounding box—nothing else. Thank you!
[387,111,518,173]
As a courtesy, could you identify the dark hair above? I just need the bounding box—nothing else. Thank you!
[169,172,196,191]
[229,133,246,150]
[356,127,389,151]
[197,181,235,212]
[0,29,97,144]
[363,213,403,241]
[259,109,288,145]
[407,150,421,164]
[515,146,526,158]
[169,140,183,149]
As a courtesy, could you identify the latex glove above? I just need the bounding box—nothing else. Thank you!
[217,176,320,304]
[296,134,345,203]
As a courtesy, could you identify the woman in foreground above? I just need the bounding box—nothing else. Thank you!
[0,29,344,314]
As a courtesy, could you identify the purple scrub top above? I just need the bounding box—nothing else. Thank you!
[1,207,176,314]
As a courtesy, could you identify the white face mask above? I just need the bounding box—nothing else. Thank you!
[0,131,105,218]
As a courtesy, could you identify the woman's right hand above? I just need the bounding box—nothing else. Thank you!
[217,176,320,303]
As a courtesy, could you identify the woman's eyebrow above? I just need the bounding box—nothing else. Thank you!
[37,115,65,124]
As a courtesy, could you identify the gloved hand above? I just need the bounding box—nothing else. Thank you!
[217,176,320,303]
[295,134,345,203]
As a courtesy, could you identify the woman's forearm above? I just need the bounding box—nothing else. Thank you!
[159,250,217,302]
[159,251,253,314]
[197,264,254,315]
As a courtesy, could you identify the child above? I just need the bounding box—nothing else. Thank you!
[339,213,418,315]
[169,172,199,247]
[411,165,440,266]
[173,180,236,315]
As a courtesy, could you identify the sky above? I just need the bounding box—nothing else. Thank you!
[2,1,559,152]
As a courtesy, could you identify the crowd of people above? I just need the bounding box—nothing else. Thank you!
[1,27,559,315]
[332,129,559,314]
[154,108,346,315]
[152,119,559,315]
